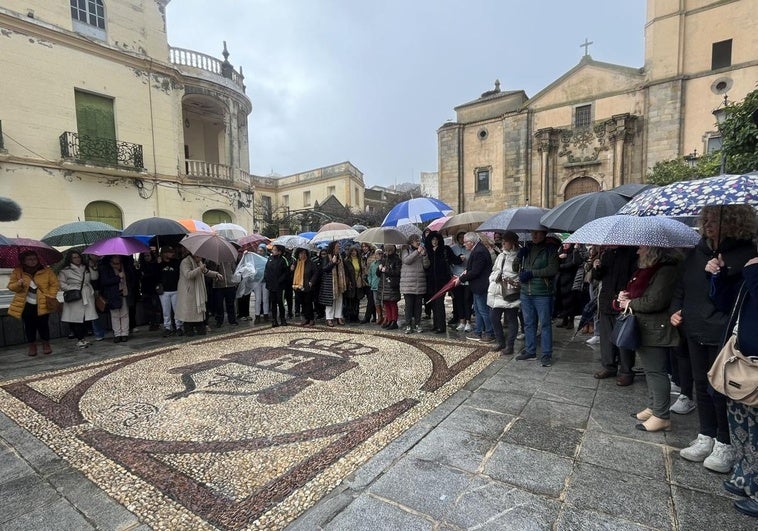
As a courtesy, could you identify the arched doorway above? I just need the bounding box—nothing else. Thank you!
[84,201,123,229]
[203,210,232,225]
[564,177,600,200]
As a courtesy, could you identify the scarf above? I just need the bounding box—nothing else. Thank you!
[625,263,664,299]
[332,256,347,297]
[350,256,360,280]
[293,257,306,290]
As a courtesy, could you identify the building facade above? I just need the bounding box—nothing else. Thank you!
[437,0,758,213]
[0,0,253,238]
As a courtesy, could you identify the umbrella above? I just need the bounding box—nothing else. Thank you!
[271,235,313,250]
[0,197,22,221]
[177,219,213,233]
[211,223,247,240]
[610,183,655,199]
[381,197,454,226]
[440,211,492,235]
[477,206,549,232]
[563,215,700,248]
[355,227,408,246]
[352,224,368,233]
[427,277,458,303]
[122,217,189,237]
[311,222,360,243]
[298,231,317,240]
[0,238,63,267]
[41,220,122,247]
[394,223,423,239]
[426,216,451,232]
[0,234,12,246]
[236,233,270,249]
[83,237,150,256]
[540,191,629,232]
[617,173,758,218]
[180,233,239,263]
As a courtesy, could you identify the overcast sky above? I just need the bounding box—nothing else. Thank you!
[166,1,646,188]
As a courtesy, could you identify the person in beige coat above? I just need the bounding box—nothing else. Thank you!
[175,253,222,336]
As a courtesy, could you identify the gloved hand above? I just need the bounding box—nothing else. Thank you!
[519,270,533,283]
[517,246,529,260]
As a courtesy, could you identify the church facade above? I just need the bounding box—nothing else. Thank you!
[437,0,758,213]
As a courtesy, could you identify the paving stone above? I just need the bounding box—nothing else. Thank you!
[555,505,652,530]
[544,370,599,390]
[323,494,434,530]
[0,497,94,531]
[464,387,532,416]
[443,476,560,530]
[578,431,666,480]
[436,405,509,441]
[407,426,496,473]
[586,408,669,444]
[0,447,33,483]
[564,462,671,529]
[503,418,583,458]
[368,457,473,520]
[533,381,597,408]
[672,485,757,531]
[0,474,60,523]
[520,398,590,429]
[484,442,573,498]
[669,451,737,498]
[287,489,355,530]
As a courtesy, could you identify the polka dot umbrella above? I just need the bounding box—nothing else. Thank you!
[563,215,700,248]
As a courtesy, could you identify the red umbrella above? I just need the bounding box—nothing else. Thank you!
[236,233,270,250]
[426,276,458,303]
[0,238,63,267]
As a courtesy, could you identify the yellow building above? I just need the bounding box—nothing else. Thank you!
[438,0,758,212]
[0,0,253,237]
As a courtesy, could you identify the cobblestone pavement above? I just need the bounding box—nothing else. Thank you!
[0,318,755,530]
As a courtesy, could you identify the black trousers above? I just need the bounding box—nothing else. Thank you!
[404,294,423,327]
[429,297,446,331]
[362,285,376,320]
[214,287,238,324]
[296,290,314,321]
[22,303,50,342]
[268,290,286,323]
[687,338,730,443]
[237,294,250,319]
[599,312,635,375]
[452,285,472,321]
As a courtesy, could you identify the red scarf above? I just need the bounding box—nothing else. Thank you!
[625,264,664,299]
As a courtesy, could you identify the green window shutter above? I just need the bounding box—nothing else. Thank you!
[84,201,123,230]
[75,90,116,163]
[203,210,232,225]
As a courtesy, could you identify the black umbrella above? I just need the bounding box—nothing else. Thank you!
[121,217,189,237]
[540,191,628,232]
[610,183,655,199]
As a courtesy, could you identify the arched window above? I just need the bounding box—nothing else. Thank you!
[84,201,123,229]
[70,0,105,29]
[564,177,599,201]
[203,210,232,225]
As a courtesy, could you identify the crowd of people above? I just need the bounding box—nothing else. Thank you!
[5,204,758,517]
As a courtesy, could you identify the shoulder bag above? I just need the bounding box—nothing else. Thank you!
[63,272,86,303]
[708,335,758,406]
[610,307,640,350]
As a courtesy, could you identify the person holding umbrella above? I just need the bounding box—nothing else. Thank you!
[58,250,98,349]
[454,232,494,343]
[264,244,290,327]
[7,250,59,356]
[317,241,348,327]
[487,231,521,354]
[425,231,461,334]
[175,251,223,336]
[99,255,136,343]
[400,234,429,334]
[379,245,402,330]
[292,247,319,325]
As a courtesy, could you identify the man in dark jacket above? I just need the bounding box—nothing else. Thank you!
[514,230,559,366]
[425,231,462,334]
[454,232,493,342]
[263,244,290,327]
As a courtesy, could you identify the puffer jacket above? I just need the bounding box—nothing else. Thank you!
[379,252,402,302]
[487,249,521,309]
[628,262,681,348]
[399,247,429,295]
[7,266,59,318]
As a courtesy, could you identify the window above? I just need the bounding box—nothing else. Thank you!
[303,191,311,206]
[574,104,592,128]
[475,169,490,193]
[84,201,122,229]
[282,194,289,207]
[706,135,722,153]
[327,185,336,197]
[203,210,231,225]
[71,0,105,28]
[711,39,732,70]
[75,90,116,164]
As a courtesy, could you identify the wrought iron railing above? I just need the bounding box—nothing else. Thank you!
[59,132,144,169]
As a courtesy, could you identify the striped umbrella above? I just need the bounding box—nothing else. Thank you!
[177,219,213,233]
[381,197,454,226]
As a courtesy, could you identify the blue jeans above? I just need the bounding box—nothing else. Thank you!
[521,294,553,358]
[472,293,493,337]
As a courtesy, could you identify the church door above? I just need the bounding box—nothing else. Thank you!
[564,177,600,200]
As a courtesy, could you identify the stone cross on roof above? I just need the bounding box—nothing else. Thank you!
[580,38,593,57]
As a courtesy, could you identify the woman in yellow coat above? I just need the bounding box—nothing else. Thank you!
[7,250,59,356]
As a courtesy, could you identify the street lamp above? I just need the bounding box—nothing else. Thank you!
[683,149,699,168]
[712,94,729,175]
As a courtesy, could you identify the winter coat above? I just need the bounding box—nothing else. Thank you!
[460,242,493,295]
[58,264,98,323]
[513,241,558,297]
[263,254,290,292]
[343,257,361,299]
[98,263,126,310]
[400,247,429,295]
[292,257,319,293]
[209,261,240,289]
[367,260,381,291]
[379,252,402,302]
[317,257,346,306]
[158,258,181,292]
[449,241,470,278]
[7,266,59,319]
[175,256,212,323]
[138,258,161,298]
[670,236,756,345]
[595,246,638,315]
[424,231,461,296]
[487,249,521,309]
[628,262,681,348]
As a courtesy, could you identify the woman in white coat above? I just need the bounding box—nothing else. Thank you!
[58,250,98,349]
[487,231,521,354]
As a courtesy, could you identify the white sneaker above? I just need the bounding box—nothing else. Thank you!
[703,441,736,473]
[414,325,423,333]
[456,323,465,331]
[585,336,600,345]
[516,332,525,340]
[670,381,682,394]
[76,340,89,349]
[405,326,413,334]
[670,394,696,415]
[464,324,472,332]
[680,434,714,462]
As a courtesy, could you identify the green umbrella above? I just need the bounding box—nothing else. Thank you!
[41,221,122,246]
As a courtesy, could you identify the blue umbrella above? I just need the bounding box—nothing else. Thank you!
[381,198,454,226]
[563,215,699,248]
[298,231,317,240]
[0,234,12,246]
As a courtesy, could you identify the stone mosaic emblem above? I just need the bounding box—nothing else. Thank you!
[0,328,494,529]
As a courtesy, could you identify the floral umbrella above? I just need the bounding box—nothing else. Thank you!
[393,223,422,239]
[0,238,63,267]
[563,215,700,248]
[41,220,122,247]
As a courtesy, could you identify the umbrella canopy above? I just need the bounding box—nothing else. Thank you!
[355,227,408,246]
[180,233,238,263]
[440,211,492,235]
[0,234,12,246]
[351,224,368,233]
[211,223,248,240]
[617,173,758,218]
[426,216,451,232]
[245,251,268,282]
[393,223,423,239]
[122,217,189,237]
[298,231,317,240]
[271,235,313,250]
[41,220,122,247]
[177,219,213,233]
[236,233,270,248]
[0,197,22,222]
[563,215,700,248]
[311,222,360,243]
[0,238,63,267]
[381,197,454,226]
[540,191,629,232]
[83,237,150,256]
[610,183,655,199]
[477,206,549,232]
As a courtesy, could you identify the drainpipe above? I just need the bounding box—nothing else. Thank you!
[147,59,160,216]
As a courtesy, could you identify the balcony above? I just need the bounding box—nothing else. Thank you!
[59,132,144,170]
[169,46,246,94]
[184,160,252,188]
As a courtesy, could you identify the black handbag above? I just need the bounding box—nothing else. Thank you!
[610,308,640,350]
[63,273,86,303]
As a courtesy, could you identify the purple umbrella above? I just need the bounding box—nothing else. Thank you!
[83,237,151,256]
